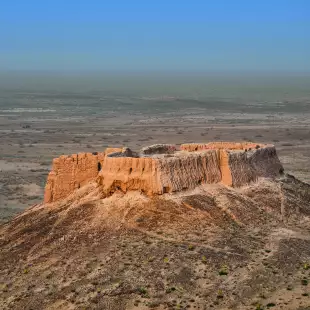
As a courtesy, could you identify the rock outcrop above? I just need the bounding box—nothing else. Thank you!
[44,142,284,203]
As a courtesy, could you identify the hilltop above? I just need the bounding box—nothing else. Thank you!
[1,143,310,310]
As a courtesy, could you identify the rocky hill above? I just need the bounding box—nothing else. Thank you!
[1,143,310,310]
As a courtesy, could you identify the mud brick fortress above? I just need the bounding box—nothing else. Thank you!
[44,142,283,203]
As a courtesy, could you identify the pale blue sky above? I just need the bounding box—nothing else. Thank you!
[0,0,309,72]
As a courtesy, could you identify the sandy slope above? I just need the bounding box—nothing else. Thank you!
[1,175,310,310]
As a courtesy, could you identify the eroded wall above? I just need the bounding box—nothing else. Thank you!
[180,143,283,187]
[97,150,222,196]
[44,142,284,203]
[247,146,283,178]
[44,148,122,203]
[227,145,283,187]
[181,142,265,152]
[97,156,160,195]
[157,150,222,193]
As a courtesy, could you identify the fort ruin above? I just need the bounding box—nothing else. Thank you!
[44,142,284,203]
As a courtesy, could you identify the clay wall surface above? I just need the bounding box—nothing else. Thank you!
[247,146,283,178]
[219,150,233,186]
[98,156,160,195]
[44,150,114,203]
[227,145,283,187]
[97,150,222,196]
[104,147,124,155]
[156,150,222,193]
[181,142,265,152]
[44,142,284,203]
[203,142,265,150]
[227,152,257,187]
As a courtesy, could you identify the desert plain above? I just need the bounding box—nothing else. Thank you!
[1,73,309,223]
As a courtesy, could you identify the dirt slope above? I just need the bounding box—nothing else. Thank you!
[1,175,310,310]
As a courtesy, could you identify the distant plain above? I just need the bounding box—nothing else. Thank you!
[1,72,310,222]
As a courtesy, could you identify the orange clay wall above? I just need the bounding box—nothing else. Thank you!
[44,143,283,203]
[44,148,122,203]
[180,142,266,152]
[179,143,282,187]
[97,150,222,196]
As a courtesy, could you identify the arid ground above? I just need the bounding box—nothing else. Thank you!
[1,73,310,223]
[1,74,310,310]
[1,175,310,310]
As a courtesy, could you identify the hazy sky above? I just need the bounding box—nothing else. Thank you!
[1,0,309,72]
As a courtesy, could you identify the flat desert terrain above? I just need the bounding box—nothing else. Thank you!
[0,73,310,222]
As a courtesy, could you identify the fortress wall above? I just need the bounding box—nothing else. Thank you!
[98,156,161,195]
[181,142,265,152]
[201,142,265,150]
[98,150,222,195]
[44,151,108,203]
[248,146,284,178]
[44,143,284,203]
[181,142,281,187]
[180,143,210,152]
[157,150,222,193]
[227,151,257,187]
[219,150,233,186]
[227,146,283,187]
[105,147,125,155]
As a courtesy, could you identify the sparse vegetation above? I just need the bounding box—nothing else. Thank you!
[216,289,224,299]
[266,302,276,308]
[301,278,308,286]
[218,265,228,276]
[137,287,148,296]
[165,287,176,294]
[303,263,310,270]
